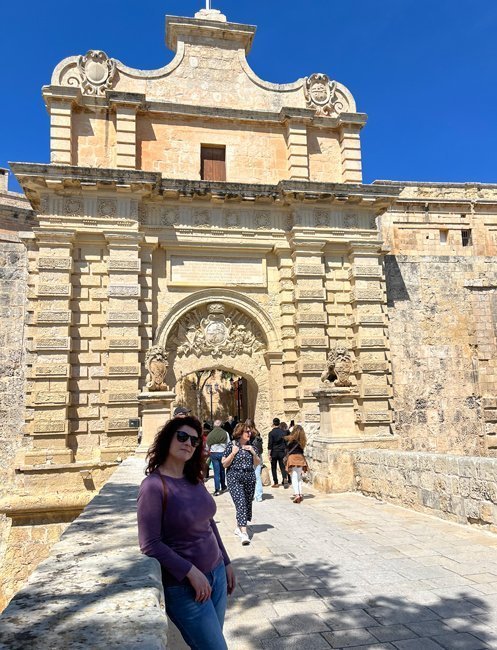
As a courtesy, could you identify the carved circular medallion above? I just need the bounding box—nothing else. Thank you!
[204,321,228,347]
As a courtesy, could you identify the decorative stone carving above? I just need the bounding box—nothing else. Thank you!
[145,346,168,391]
[321,345,353,387]
[304,73,343,116]
[64,198,83,217]
[78,50,117,96]
[98,199,117,219]
[171,303,265,359]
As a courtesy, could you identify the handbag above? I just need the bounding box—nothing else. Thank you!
[283,443,298,468]
[260,464,271,487]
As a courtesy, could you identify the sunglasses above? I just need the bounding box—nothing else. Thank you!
[176,430,201,447]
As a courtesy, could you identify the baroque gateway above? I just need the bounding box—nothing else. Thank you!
[1,7,497,608]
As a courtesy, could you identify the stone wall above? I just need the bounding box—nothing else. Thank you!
[385,254,497,455]
[0,238,28,610]
[0,455,167,648]
[355,449,497,532]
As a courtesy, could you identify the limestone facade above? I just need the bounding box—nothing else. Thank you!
[2,7,497,609]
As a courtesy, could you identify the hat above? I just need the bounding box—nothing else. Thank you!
[173,406,191,416]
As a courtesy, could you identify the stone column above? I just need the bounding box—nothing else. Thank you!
[348,241,392,436]
[109,93,144,170]
[137,391,176,451]
[27,230,75,465]
[313,386,360,438]
[339,125,363,183]
[102,233,143,461]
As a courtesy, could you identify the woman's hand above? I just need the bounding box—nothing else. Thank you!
[242,445,254,453]
[186,565,212,603]
[226,564,236,595]
[231,445,240,456]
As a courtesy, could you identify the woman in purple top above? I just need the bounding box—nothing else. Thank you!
[137,415,235,650]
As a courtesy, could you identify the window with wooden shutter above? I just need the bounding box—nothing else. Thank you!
[201,145,226,181]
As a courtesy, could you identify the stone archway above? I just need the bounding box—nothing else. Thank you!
[156,293,281,432]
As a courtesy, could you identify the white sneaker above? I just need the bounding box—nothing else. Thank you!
[234,527,243,538]
[240,532,250,546]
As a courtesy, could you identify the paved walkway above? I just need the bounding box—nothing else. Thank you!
[171,478,497,649]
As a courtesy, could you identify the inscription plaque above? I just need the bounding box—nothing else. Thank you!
[170,256,264,286]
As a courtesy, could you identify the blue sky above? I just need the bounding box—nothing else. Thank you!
[1,0,496,192]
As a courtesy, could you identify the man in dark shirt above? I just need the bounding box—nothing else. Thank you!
[268,417,288,488]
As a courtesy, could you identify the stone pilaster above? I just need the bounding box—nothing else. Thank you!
[281,110,313,181]
[339,125,362,183]
[274,246,297,420]
[109,94,144,170]
[292,242,328,425]
[102,233,143,461]
[44,87,81,165]
[348,241,392,436]
[26,230,75,465]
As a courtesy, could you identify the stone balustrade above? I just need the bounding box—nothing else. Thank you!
[0,455,167,649]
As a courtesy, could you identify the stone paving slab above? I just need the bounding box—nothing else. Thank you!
[176,480,497,649]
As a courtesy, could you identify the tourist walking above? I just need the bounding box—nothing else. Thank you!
[246,419,264,502]
[284,424,308,504]
[268,417,288,488]
[207,419,230,496]
[137,415,235,650]
[222,421,260,545]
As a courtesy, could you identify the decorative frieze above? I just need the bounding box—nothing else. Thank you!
[108,260,141,272]
[363,411,391,422]
[108,365,141,376]
[295,289,325,300]
[293,264,324,277]
[34,364,69,377]
[34,337,71,351]
[33,420,67,433]
[108,393,138,403]
[354,337,385,349]
[349,266,382,279]
[37,257,72,271]
[361,361,388,372]
[33,392,69,405]
[350,288,383,303]
[108,284,141,298]
[37,311,71,323]
[38,284,71,297]
[295,313,327,324]
[109,337,141,349]
[108,311,141,324]
[299,337,328,348]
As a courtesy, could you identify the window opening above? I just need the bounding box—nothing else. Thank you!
[461,229,472,247]
[201,145,226,181]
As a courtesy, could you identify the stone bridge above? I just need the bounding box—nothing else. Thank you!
[2,452,497,648]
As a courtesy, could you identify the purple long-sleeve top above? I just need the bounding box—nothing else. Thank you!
[137,471,230,585]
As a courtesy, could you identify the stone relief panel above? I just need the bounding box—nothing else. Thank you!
[167,302,266,359]
[145,345,168,392]
[77,50,117,96]
[321,345,354,387]
[304,73,344,117]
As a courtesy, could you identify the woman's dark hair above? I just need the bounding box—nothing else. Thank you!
[145,415,204,483]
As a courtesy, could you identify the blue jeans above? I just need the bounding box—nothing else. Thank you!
[164,560,228,650]
[254,460,263,501]
[210,452,227,492]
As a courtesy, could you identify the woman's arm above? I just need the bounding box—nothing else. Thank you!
[222,443,239,468]
[211,519,236,595]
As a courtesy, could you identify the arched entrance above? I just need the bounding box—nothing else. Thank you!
[156,291,282,433]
